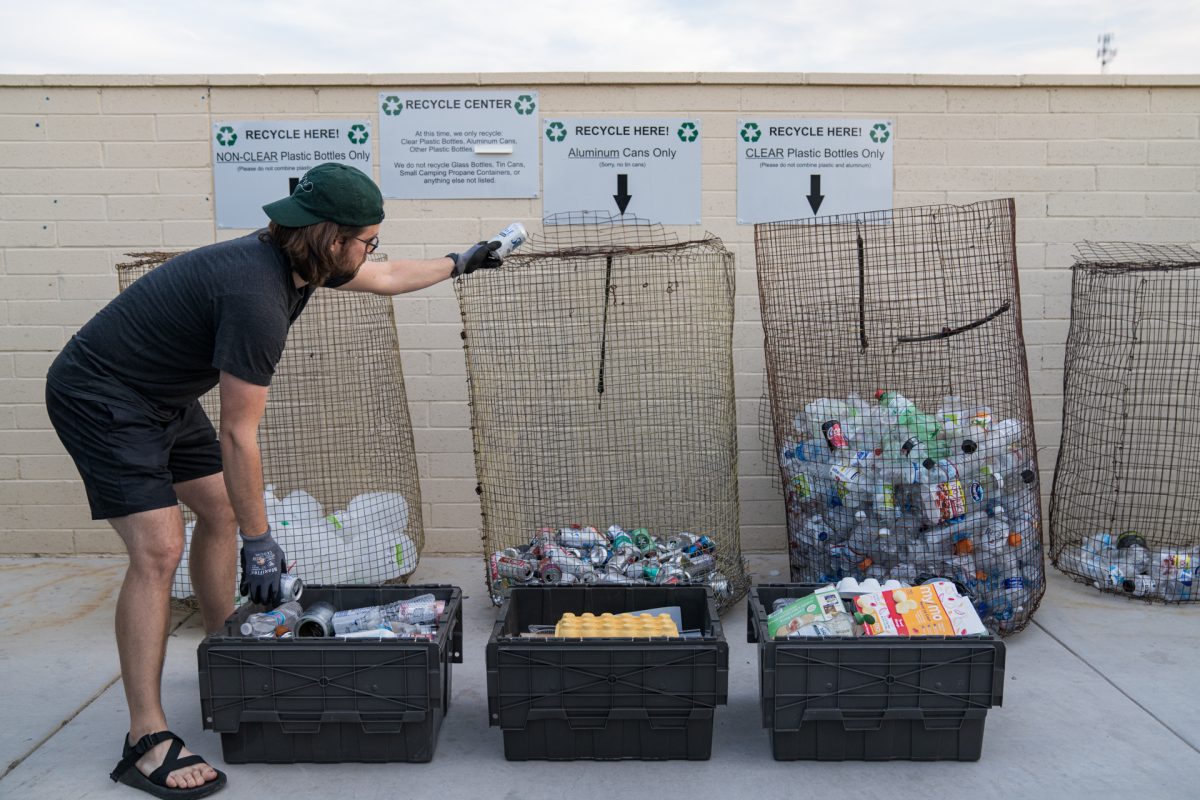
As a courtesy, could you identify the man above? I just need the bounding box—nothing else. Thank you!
[45,163,503,798]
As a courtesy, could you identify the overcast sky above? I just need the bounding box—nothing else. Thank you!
[2,0,1197,75]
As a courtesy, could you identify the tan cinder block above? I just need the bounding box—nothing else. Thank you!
[108,195,212,221]
[163,221,215,246]
[947,88,1049,113]
[57,221,162,247]
[741,526,786,554]
[430,502,482,528]
[0,530,77,555]
[1050,88,1150,113]
[0,88,101,114]
[101,87,209,114]
[15,403,48,429]
[45,115,156,141]
[1047,140,1147,165]
[894,140,946,165]
[995,166,1094,192]
[0,195,106,220]
[430,350,466,375]
[0,275,58,300]
[1146,193,1200,217]
[0,480,87,505]
[74,529,128,555]
[4,248,111,275]
[404,375,469,402]
[0,116,47,140]
[1093,217,1200,241]
[896,166,994,191]
[381,218,481,244]
[428,402,469,428]
[1096,114,1198,139]
[209,87,317,114]
[0,221,56,247]
[0,168,158,195]
[427,298,463,324]
[1150,88,1200,112]
[1097,166,1194,192]
[19,455,78,480]
[156,115,210,141]
[1019,217,1098,244]
[899,114,997,140]
[422,529,483,557]
[392,297,428,324]
[411,427,473,453]
[1047,192,1146,217]
[0,141,102,167]
[9,299,107,326]
[417,478,477,503]
[398,351,429,376]
[996,114,1096,140]
[631,85,742,112]
[0,457,16,479]
[104,141,210,168]
[427,453,477,479]
[537,86,638,112]
[0,327,64,351]
[946,141,1046,166]
[159,169,213,194]
[843,87,946,113]
[317,88,389,113]
[738,86,846,112]
[1148,141,1200,166]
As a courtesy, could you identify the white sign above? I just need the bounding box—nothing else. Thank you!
[212,120,373,229]
[378,91,539,199]
[541,117,702,224]
[736,118,894,224]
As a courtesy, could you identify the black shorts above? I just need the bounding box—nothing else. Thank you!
[45,383,223,520]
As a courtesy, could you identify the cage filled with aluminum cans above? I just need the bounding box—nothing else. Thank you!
[756,199,1044,635]
[1050,242,1200,603]
[454,214,747,609]
[117,250,425,600]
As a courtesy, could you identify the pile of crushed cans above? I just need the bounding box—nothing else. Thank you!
[488,524,731,600]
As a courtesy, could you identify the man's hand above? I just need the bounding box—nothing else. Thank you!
[239,527,287,606]
[447,240,503,277]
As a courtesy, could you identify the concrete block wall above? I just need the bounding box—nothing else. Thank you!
[1,73,1197,556]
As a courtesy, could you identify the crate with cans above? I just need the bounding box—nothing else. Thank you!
[486,585,729,760]
[746,583,1005,762]
[198,584,463,764]
[488,524,732,602]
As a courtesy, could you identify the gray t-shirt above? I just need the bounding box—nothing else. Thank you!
[48,230,313,418]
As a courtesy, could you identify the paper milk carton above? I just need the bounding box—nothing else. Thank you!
[853,579,987,636]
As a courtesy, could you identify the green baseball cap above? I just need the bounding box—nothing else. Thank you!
[263,163,384,228]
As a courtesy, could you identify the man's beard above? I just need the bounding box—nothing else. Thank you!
[326,250,366,286]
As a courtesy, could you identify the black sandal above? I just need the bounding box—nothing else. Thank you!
[110,730,227,799]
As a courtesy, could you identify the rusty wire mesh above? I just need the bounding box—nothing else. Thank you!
[117,249,424,600]
[756,199,1044,635]
[1050,241,1200,603]
[455,214,748,609]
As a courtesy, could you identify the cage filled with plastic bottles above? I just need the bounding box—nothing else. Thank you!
[454,214,748,610]
[756,199,1043,634]
[117,250,425,600]
[1050,242,1200,603]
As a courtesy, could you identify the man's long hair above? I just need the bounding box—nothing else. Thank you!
[260,221,364,286]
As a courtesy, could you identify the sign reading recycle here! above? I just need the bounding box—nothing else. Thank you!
[211,120,372,229]
[378,90,539,199]
[736,118,894,224]
[541,117,702,224]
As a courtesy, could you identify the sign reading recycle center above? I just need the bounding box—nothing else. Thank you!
[737,118,894,224]
[379,91,539,199]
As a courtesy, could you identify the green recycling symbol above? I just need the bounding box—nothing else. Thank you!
[215,126,237,146]
[740,122,761,142]
[514,94,536,115]
[677,122,699,142]
[347,124,369,144]
[869,123,891,143]
[381,95,403,116]
[545,121,567,142]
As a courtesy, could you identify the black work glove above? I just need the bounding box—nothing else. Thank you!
[447,240,502,277]
[239,526,287,606]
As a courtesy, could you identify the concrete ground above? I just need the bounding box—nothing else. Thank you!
[0,553,1196,800]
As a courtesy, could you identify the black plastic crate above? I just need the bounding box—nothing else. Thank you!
[198,584,463,763]
[486,586,728,760]
[748,583,1005,761]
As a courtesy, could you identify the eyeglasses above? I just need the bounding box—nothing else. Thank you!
[350,234,379,254]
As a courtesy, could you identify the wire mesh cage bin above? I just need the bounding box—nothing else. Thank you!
[117,249,425,600]
[756,199,1043,635]
[455,213,748,610]
[1050,242,1200,603]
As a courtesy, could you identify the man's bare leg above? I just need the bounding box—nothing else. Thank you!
[176,472,238,634]
[111,507,220,790]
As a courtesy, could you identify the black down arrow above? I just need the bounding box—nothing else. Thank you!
[613,173,632,215]
[807,174,825,214]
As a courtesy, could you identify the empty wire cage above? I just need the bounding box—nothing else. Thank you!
[1050,241,1200,603]
[455,214,748,609]
[756,199,1044,635]
[117,250,425,600]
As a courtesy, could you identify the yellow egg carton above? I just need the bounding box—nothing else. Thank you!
[555,612,680,639]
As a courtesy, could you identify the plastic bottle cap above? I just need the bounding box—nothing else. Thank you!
[1008,533,1023,547]
[961,440,978,454]
[922,458,936,469]
[1021,469,1036,484]
[874,389,886,401]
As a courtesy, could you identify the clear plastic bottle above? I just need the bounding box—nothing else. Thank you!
[331,605,387,635]
[240,601,303,637]
[918,458,967,525]
[380,593,439,624]
[796,515,836,548]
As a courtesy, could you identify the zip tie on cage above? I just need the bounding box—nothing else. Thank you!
[597,253,614,408]
[896,300,1012,344]
[856,229,868,353]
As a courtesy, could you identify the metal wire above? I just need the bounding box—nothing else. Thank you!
[756,199,1045,635]
[1050,241,1200,604]
[117,250,425,599]
[455,214,749,609]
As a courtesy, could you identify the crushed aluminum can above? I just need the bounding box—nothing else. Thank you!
[557,572,580,585]
[668,532,698,551]
[501,547,523,558]
[685,535,716,556]
[538,561,564,584]
[631,528,654,551]
[588,545,610,567]
[642,562,662,581]
[707,571,731,597]
[495,554,536,582]
[610,530,633,551]
[624,561,646,579]
[558,524,606,549]
[606,550,636,573]
[655,564,686,585]
[606,525,626,543]
[683,552,717,578]
[543,548,590,576]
